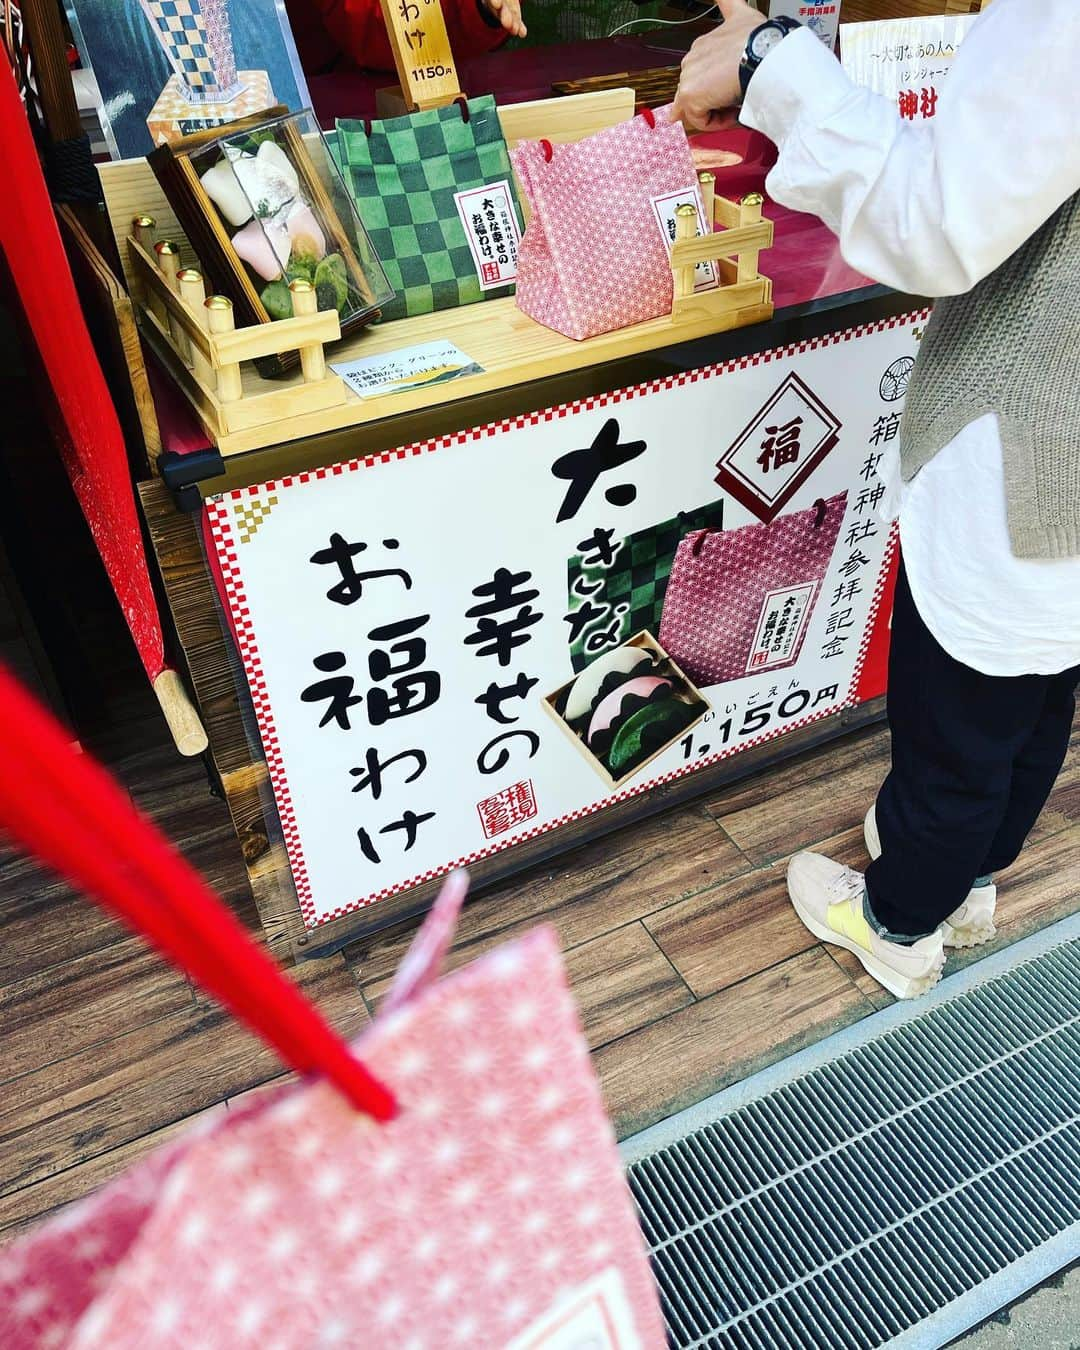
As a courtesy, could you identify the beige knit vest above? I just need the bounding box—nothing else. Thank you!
[900,191,1080,560]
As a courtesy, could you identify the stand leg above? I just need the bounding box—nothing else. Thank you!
[205,296,243,404]
[288,279,327,383]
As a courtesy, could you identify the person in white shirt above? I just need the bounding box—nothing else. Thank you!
[674,0,1080,1000]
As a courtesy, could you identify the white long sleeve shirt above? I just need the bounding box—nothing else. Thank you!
[741,2,1080,676]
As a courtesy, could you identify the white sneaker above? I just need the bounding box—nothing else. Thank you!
[787,852,946,1000]
[864,807,997,949]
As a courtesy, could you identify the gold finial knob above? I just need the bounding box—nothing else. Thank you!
[697,171,715,185]
[740,192,765,207]
[675,203,697,218]
[133,214,156,230]
[288,278,314,293]
[154,239,178,256]
[205,294,233,311]
[177,267,203,283]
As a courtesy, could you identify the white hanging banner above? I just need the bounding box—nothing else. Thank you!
[207,312,924,927]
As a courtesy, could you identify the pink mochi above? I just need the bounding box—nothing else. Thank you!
[587,676,672,743]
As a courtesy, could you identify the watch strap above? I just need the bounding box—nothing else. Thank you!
[738,16,802,100]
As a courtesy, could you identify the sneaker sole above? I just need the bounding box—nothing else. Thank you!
[863,809,997,952]
[941,917,997,949]
[790,896,945,1001]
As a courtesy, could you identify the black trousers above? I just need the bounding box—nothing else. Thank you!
[865,559,1078,939]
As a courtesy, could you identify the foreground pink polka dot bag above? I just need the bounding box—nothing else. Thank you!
[0,872,666,1350]
[512,107,702,340]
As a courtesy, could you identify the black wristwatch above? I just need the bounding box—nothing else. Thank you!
[738,15,802,100]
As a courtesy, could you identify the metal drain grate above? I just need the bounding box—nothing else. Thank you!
[624,924,1080,1350]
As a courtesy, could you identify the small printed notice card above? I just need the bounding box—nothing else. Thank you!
[331,341,484,399]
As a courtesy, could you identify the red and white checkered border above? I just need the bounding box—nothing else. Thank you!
[846,521,899,702]
[205,497,317,918]
[209,310,932,504]
[206,311,922,928]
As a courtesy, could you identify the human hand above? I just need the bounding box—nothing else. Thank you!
[482,0,527,39]
[673,0,763,131]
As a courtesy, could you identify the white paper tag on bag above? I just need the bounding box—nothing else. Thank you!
[453,179,522,290]
[651,188,718,293]
[747,582,817,673]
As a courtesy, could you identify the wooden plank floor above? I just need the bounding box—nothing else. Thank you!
[1,684,1075,1241]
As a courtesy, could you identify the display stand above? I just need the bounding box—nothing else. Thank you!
[101,94,772,459]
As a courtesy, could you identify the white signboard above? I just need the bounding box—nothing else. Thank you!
[841,14,976,119]
[207,313,924,927]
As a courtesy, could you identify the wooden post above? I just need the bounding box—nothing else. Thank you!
[177,268,215,391]
[674,203,698,302]
[205,296,243,403]
[134,216,168,326]
[737,192,764,283]
[152,669,209,757]
[288,279,327,383]
[154,240,190,362]
[697,172,716,231]
[377,0,462,112]
[132,215,156,250]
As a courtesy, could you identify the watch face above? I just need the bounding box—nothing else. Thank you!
[750,24,786,60]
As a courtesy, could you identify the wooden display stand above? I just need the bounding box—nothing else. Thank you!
[101,90,773,459]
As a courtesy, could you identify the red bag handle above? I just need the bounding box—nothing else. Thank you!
[0,664,397,1121]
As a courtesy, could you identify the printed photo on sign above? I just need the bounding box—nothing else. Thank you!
[747,583,818,673]
[543,631,710,790]
[650,189,718,293]
[453,180,522,291]
[207,313,921,925]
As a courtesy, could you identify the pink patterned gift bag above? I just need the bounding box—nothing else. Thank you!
[0,876,666,1350]
[512,106,702,340]
[659,491,848,689]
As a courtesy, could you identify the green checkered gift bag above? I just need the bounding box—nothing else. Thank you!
[335,95,524,323]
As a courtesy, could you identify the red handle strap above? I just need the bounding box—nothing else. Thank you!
[0,665,396,1121]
